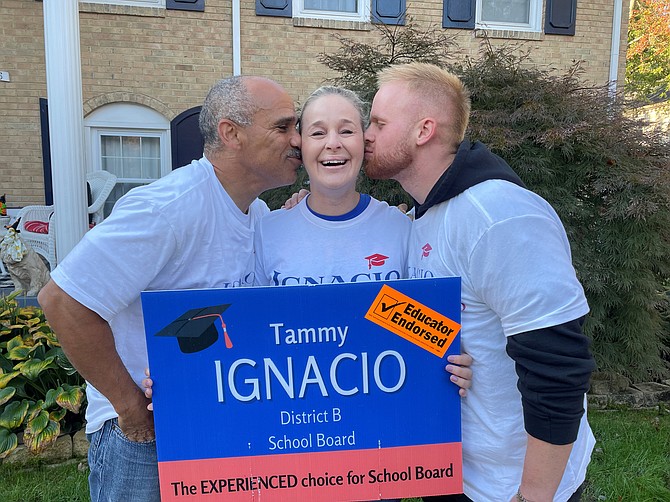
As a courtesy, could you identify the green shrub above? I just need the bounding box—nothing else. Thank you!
[0,292,86,459]
[454,42,670,382]
[262,19,670,381]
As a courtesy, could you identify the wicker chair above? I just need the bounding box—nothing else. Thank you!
[15,171,117,270]
[15,205,57,270]
[87,170,117,225]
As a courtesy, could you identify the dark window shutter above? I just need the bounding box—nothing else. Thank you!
[371,0,405,25]
[166,0,205,12]
[443,0,475,29]
[171,106,204,170]
[39,98,53,205]
[544,0,577,35]
[256,0,291,17]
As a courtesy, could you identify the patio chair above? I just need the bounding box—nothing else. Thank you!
[87,170,117,225]
[14,171,117,270]
[15,205,57,270]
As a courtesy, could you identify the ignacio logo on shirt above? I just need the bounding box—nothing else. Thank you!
[365,253,388,269]
[271,269,402,286]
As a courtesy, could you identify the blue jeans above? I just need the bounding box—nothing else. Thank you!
[86,418,160,502]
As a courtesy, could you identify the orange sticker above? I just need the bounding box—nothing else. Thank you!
[365,284,461,358]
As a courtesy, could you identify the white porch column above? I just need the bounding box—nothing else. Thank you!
[608,0,624,98]
[43,0,88,265]
[232,0,241,75]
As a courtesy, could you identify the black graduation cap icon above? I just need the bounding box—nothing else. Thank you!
[155,304,233,353]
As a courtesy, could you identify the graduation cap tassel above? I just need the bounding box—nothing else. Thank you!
[221,321,233,349]
[191,313,233,349]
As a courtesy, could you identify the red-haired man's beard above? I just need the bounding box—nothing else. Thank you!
[364,140,412,181]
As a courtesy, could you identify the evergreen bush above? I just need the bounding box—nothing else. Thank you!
[455,42,670,382]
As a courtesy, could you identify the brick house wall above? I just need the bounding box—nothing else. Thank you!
[0,0,629,207]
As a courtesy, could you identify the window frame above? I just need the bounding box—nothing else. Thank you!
[84,102,171,215]
[89,128,170,215]
[92,130,168,185]
[292,0,368,22]
[475,0,542,33]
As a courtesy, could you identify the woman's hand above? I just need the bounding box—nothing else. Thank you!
[446,353,473,397]
[142,367,154,411]
[281,189,310,209]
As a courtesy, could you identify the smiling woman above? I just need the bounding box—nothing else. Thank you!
[253,86,412,289]
[298,90,366,215]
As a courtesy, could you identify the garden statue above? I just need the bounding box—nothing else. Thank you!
[0,226,50,296]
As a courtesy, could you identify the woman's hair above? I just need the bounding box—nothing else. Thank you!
[378,62,471,143]
[199,76,257,155]
[299,86,367,131]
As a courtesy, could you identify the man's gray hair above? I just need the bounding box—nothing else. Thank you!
[199,76,257,154]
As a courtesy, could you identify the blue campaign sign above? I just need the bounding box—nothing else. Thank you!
[142,278,463,501]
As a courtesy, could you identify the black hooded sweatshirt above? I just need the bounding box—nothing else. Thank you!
[415,140,595,445]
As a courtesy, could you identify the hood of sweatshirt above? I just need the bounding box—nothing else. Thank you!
[414,140,526,219]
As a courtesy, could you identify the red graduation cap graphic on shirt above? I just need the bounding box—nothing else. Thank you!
[155,305,233,353]
[365,253,389,269]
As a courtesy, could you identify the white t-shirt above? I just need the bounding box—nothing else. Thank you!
[254,195,411,286]
[51,157,269,433]
[407,180,594,502]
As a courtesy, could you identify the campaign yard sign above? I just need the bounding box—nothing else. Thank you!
[142,278,462,501]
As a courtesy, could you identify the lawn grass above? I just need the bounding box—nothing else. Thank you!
[581,405,670,501]
[0,406,667,502]
[0,460,89,502]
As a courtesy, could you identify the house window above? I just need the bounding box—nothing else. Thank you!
[85,103,171,216]
[295,0,365,21]
[476,0,541,31]
[443,0,577,36]
[257,0,405,25]
[98,133,164,215]
[305,0,357,12]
